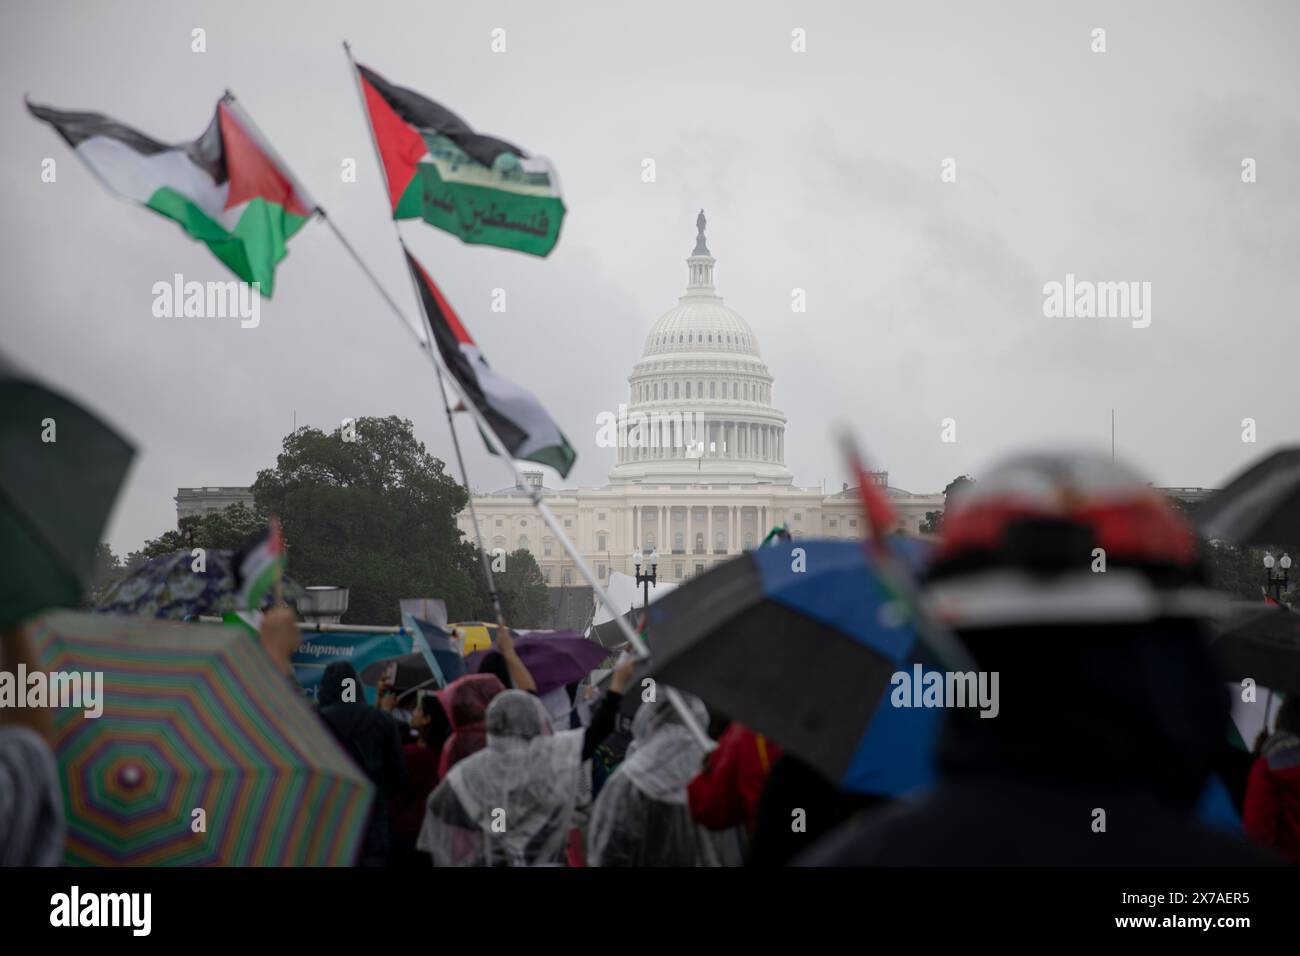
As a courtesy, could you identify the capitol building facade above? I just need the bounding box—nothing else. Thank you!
[457,213,943,587]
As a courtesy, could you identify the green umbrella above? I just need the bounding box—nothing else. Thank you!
[0,353,135,628]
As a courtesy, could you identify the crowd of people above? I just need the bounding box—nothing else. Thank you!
[2,450,1298,866]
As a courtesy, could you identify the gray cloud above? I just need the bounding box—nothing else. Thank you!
[2,0,1297,555]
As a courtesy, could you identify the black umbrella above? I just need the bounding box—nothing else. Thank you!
[360,653,439,695]
[1197,447,1300,547]
[590,607,641,650]
[1210,602,1300,696]
[642,539,942,794]
[359,620,466,694]
[0,353,135,629]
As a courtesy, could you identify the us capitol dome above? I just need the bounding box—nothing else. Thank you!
[608,210,791,486]
[450,211,942,607]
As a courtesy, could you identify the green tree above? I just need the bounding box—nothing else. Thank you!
[1166,496,1289,602]
[1199,542,1274,601]
[131,502,268,562]
[252,417,475,625]
[922,475,976,536]
[457,545,552,627]
[82,542,126,606]
[943,474,976,503]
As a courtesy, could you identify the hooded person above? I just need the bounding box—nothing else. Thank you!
[1243,694,1300,861]
[389,693,455,867]
[589,691,743,866]
[317,661,406,866]
[437,673,507,778]
[799,450,1280,867]
[416,657,632,869]
[417,690,589,867]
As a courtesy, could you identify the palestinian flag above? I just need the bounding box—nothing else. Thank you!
[234,517,285,611]
[844,437,898,545]
[27,96,313,296]
[356,63,564,257]
[405,248,576,476]
[222,609,263,640]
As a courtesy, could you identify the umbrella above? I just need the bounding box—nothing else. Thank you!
[590,608,642,650]
[97,549,304,619]
[1197,447,1300,547]
[402,614,467,688]
[360,652,440,695]
[466,631,610,695]
[31,610,374,865]
[357,616,481,697]
[1210,601,1300,696]
[588,571,678,649]
[0,353,135,629]
[359,649,468,696]
[643,538,943,795]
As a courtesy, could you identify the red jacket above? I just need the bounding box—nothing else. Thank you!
[688,723,780,834]
[1243,734,1300,863]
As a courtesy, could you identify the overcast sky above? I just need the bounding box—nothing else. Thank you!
[3,0,1298,556]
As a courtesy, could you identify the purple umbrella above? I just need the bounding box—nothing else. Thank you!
[467,631,609,694]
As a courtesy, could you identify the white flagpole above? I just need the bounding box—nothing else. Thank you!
[338,42,511,629]
[837,428,976,673]
[336,44,712,749]
[170,50,716,755]
[397,244,712,751]
[222,89,516,631]
[220,92,318,213]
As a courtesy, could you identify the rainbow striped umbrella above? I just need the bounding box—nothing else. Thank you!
[31,611,373,865]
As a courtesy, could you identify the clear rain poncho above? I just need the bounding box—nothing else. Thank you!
[417,690,589,866]
[588,691,744,867]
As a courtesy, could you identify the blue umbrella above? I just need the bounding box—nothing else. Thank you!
[96,549,302,619]
[403,614,467,688]
[644,538,943,795]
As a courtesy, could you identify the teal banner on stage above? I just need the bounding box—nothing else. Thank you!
[293,631,414,704]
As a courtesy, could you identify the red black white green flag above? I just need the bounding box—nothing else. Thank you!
[844,437,898,547]
[27,96,314,297]
[355,63,565,257]
[234,516,285,611]
[405,248,576,477]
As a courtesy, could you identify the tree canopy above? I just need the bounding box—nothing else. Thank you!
[131,502,267,563]
[1167,496,1289,602]
[251,416,477,625]
[114,416,561,626]
[82,542,126,607]
[457,545,552,627]
[921,474,977,535]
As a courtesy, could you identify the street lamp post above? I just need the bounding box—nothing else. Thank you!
[633,548,659,612]
[1263,551,1292,602]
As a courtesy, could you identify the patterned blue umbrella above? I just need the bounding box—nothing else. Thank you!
[97,549,302,619]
